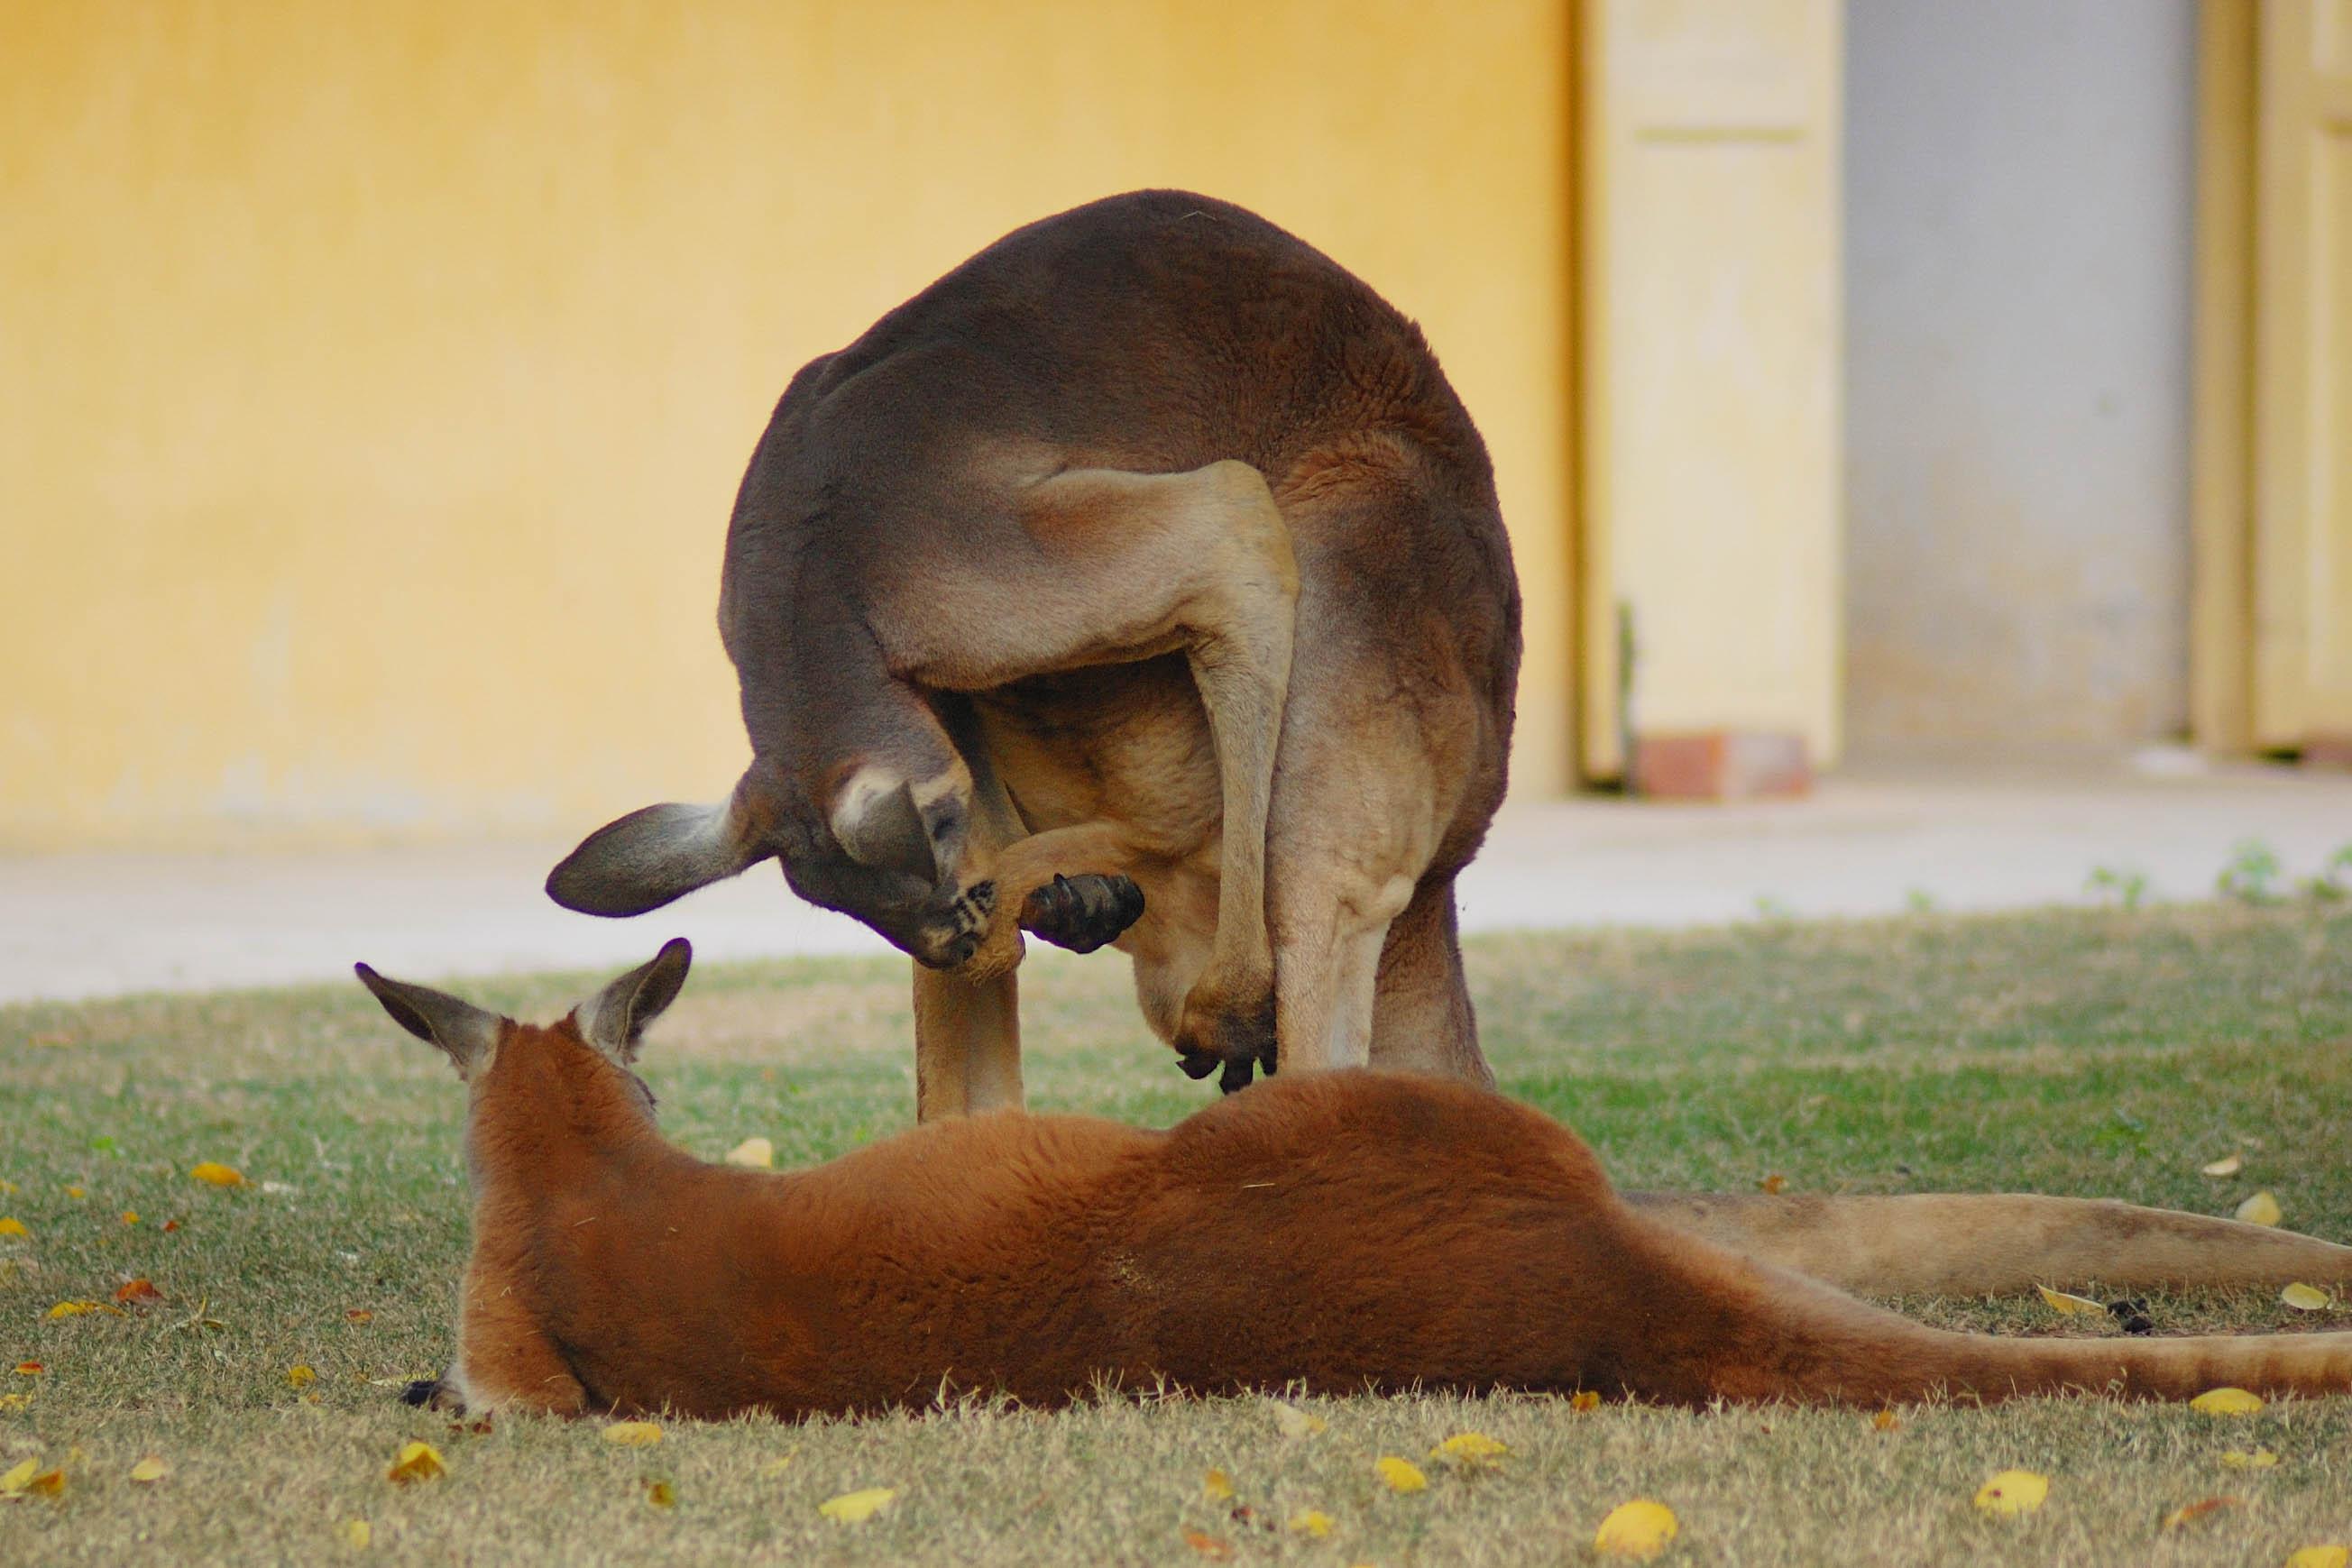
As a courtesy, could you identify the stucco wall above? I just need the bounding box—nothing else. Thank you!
[0,0,1575,849]
[1843,0,2198,755]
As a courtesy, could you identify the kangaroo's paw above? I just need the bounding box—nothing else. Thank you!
[400,1378,465,1412]
[1172,988,1278,1095]
[1020,873,1145,954]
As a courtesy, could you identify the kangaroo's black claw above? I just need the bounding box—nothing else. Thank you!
[1021,873,1145,954]
[1176,1048,1220,1081]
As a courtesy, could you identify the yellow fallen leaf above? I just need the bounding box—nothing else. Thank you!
[1374,1455,1427,1493]
[1756,1173,1787,1194]
[46,1300,99,1318]
[2285,1547,2349,1568]
[1201,1467,1233,1501]
[23,1468,62,1499]
[759,1452,797,1477]
[1594,1499,1679,1559]
[2282,1282,2332,1312]
[288,1364,317,1388]
[2191,1387,2265,1417]
[189,1162,246,1188]
[1182,1528,1234,1560]
[2036,1284,2105,1316]
[0,1219,28,1238]
[1972,1469,2049,1516]
[13,1362,41,1376]
[0,1395,30,1412]
[0,1458,36,1495]
[818,1486,896,1524]
[2219,1448,2278,1469]
[602,1420,663,1446]
[2200,1152,2244,1177]
[2236,1190,2283,1227]
[645,1479,676,1508]
[1431,1431,1509,1463]
[128,1455,169,1483]
[724,1137,775,1169]
[1287,1508,1334,1537]
[63,1187,83,1200]
[385,1440,446,1484]
[1872,1409,1901,1432]
[2162,1496,2242,1531]
[343,1518,371,1549]
[1570,1389,1602,1412]
[1269,1399,1326,1438]
[120,1212,139,1226]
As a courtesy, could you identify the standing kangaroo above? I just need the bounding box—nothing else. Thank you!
[357,944,2352,1420]
[547,189,1519,1113]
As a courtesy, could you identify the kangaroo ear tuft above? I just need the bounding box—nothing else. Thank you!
[576,938,694,1060]
[354,964,504,1077]
[830,774,941,885]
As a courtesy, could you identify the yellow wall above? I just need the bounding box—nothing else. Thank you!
[0,0,1575,849]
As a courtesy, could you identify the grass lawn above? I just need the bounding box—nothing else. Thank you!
[3,901,2350,1564]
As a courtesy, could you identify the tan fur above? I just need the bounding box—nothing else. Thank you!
[360,951,2352,1422]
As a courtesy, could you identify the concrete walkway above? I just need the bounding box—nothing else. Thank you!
[4,758,2347,1004]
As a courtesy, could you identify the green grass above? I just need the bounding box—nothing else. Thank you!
[3,902,2350,1564]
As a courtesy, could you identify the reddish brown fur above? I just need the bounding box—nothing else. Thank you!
[381,962,2352,1421]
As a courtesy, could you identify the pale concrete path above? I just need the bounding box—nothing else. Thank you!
[3,759,2347,1004]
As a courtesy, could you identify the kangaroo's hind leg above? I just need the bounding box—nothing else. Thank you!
[1625,1189,2352,1297]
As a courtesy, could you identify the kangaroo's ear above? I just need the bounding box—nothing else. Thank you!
[354,965,505,1077]
[547,798,775,917]
[576,938,693,1060]
[829,772,941,885]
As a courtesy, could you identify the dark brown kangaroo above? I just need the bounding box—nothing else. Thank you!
[547,189,1519,1114]
[357,945,2352,1421]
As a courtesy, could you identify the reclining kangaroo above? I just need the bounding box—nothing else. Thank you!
[357,944,2352,1418]
[546,189,1520,1112]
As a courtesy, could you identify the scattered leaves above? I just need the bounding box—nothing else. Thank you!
[2200,1152,2244,1177]
[724,1137,775,1169]
[189,1162,246,1188]
[162,1220,179,1233]
[345,1308,374,1324]
[2219,1449,2279,1469]
[1268,1399,1326,1438]
[14,1362,42,1376]
[385,1441,446,1485]
[0,1460,64,1500]
[288,1365,317,1389]
[128,1456,169,1483]
[0,1219,28,1238]
[2161,1496,2242,1532]
[758,1451,797,1477]
[120,1212,138,1226]
[1182,1528,1234,1559]
[1201,1468,1233,1501]
[645,1479,676,1508]
[2236,1190,2283,1227]
[0,1395,29,1412]
[2285,1548,2350,1568]
[2035,1285,2105,1316]
[2191,1387,2265,1417]
[1431,1431,1509,1463]
[1872,1409,1901,1432]
[1286,1508,1334,1537]
[1973,1470,2050,1516]
[343,1519,371,1550]
[1593,1499,1679,1559]
[2282,1282,2332,1311]
[62,1186,83,1200]
[1374,1455,1427,1493]
[602,1421,663,1446]
[46,1300,101,1319]
[0,1458,35,1496]
[1756,1173,1787,1195]
[1570,1389,1602,1412]
[818,1487,896,1524]
[115,1279,163,1309]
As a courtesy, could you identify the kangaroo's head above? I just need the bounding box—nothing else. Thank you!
[541,718,995,970]
[353,939,694,1141]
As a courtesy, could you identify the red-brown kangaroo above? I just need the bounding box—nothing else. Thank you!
[357,943,2352,1420]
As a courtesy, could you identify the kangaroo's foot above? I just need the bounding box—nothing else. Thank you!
[1174,986,1279,1094]
[1021,873,1144,954]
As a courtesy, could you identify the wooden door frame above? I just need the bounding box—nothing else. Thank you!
[2191,0,2260,753]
